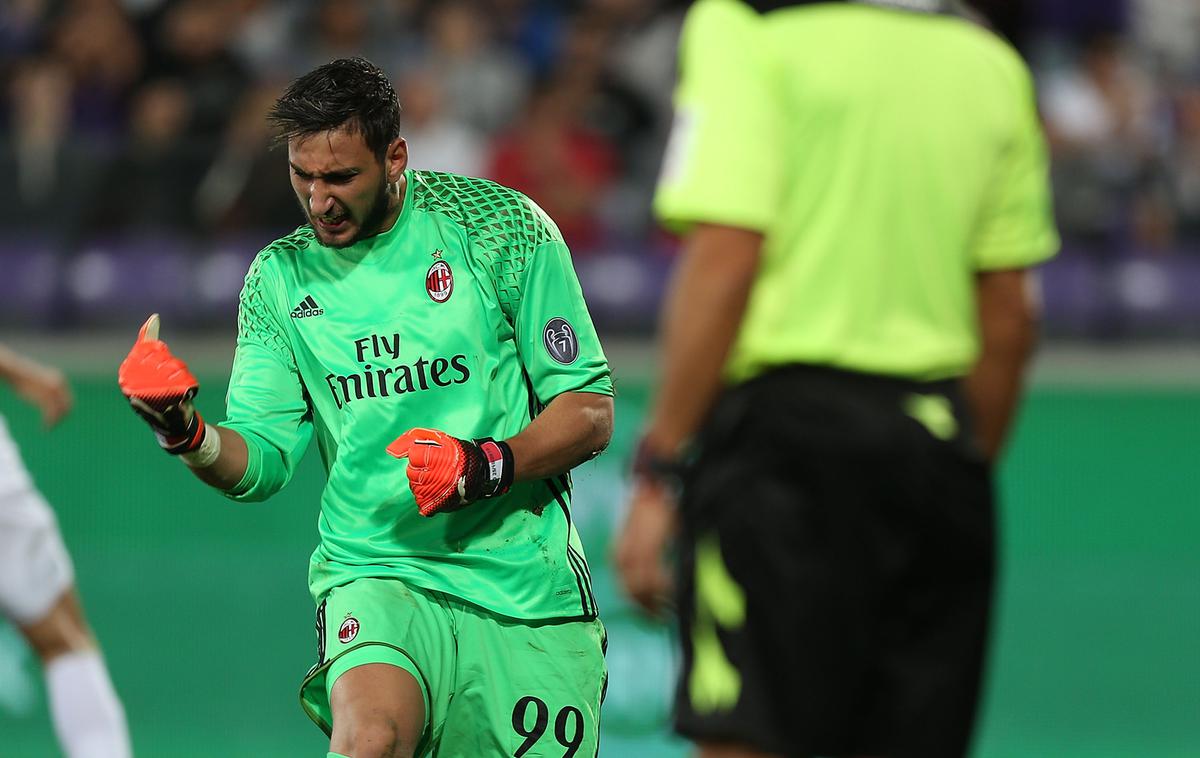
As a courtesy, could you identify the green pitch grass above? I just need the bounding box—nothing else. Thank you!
[1,376,1196,757]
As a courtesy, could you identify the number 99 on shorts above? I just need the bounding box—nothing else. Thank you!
[512,695,588,758]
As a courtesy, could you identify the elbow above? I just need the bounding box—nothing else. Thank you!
[585,396,615,459]
[999,304,1039,362]
[223,486,270,504]
[217,427,290,503]
[977,268,1041,366]
[1011,289,1041,361]
[982,309,1038,374]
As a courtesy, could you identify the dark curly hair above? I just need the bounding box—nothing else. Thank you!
[268,57,401,159]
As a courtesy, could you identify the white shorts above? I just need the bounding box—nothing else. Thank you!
[0,416,74,625]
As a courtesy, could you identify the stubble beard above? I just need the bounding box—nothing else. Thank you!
[305,179,393,249]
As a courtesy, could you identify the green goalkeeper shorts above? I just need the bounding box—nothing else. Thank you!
[299,576,607,757]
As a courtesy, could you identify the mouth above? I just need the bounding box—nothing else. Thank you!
[314,213,350,233]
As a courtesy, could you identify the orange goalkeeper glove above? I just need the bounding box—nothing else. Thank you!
[386,428,514,516]
[117,314,206,455]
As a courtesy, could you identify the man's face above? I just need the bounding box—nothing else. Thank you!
[287,126,404,248]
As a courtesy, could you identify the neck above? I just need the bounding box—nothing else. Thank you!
[374,173,407,236]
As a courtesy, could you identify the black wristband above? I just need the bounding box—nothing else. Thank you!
[474,437,515,498]
[631,435,684,486]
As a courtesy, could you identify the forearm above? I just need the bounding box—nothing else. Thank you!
[0,344,43,384]
[964,269,1039,462]
[642,224,762,456]
[187,425,251,491]
[507,391,614,482]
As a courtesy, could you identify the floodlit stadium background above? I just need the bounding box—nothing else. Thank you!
[1,1,1197,756]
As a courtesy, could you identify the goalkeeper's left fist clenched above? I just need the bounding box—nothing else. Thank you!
[387,428,514,516]
[118,313,208,458]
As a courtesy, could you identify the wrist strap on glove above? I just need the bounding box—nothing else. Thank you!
[158,409,204,456]
[473,437,515,499]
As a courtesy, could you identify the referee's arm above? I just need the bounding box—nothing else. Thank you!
[964,46,1058,463]
[616,224,760,615]
[965,268,1040,462]
[641,224,762,459]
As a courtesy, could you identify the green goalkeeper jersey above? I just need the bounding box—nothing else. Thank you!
[219,169,612,621]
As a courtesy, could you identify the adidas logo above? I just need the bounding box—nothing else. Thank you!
[291,295,324,319]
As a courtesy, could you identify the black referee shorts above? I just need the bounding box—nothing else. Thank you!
[673,364,995,758]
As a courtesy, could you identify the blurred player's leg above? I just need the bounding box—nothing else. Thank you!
[1,411,130,758]
[20,589,132,758]
[0,477,131,758]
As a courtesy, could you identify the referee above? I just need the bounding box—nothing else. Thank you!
[615,1,1059,757]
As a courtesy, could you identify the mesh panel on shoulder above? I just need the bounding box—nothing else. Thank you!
[411,171,562,323]
[238,226,314,360]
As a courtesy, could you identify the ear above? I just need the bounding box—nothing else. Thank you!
[384,137,408,183]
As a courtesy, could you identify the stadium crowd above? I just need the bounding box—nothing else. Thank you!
[0,0,685,248]
[2,0,1200,334]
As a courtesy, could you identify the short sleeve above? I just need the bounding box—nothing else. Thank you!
[654,0,783,233]
[513,241,613,405]
[971,64,1060,270]
[220,253,313,502]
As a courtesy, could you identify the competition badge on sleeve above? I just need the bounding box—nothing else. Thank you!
[543,318,579,364]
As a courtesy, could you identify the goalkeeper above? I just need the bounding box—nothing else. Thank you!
[119,58,613,758]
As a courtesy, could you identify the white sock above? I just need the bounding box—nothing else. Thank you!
[45,650,132,758]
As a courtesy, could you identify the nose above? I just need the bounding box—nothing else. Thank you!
[308,182,335,216]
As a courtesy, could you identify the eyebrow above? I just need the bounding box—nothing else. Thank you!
[289,163,361,179]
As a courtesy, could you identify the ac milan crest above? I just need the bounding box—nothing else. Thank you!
[426,261,454,303]
[338,616,360,644]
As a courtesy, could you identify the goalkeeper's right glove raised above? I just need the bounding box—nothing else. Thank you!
[117,314,207,456]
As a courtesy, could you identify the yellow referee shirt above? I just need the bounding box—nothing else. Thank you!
[655,0,1059,381]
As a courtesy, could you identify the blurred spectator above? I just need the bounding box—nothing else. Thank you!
[1040,34,1165,251]
[228,0,301,79]
[46,0,144,142]
[421,0,530,133]
[486,79,617,250]
[81,78,208,236]
[1031,0,1129,36]
[399,68,486,177]
[2,54,113,243]
[1169,85,1200,245]
[490,0,573,77]
[1042,36,1158,157]
[195,84,297,236]
[593,0,683,133]
[147,0,249,143]
[1131,0,1200,77]
[554,10,656,171]
[0,0,50,56]
[7,59,71,214]
[555,4,681,236]
[283,0,404,80]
